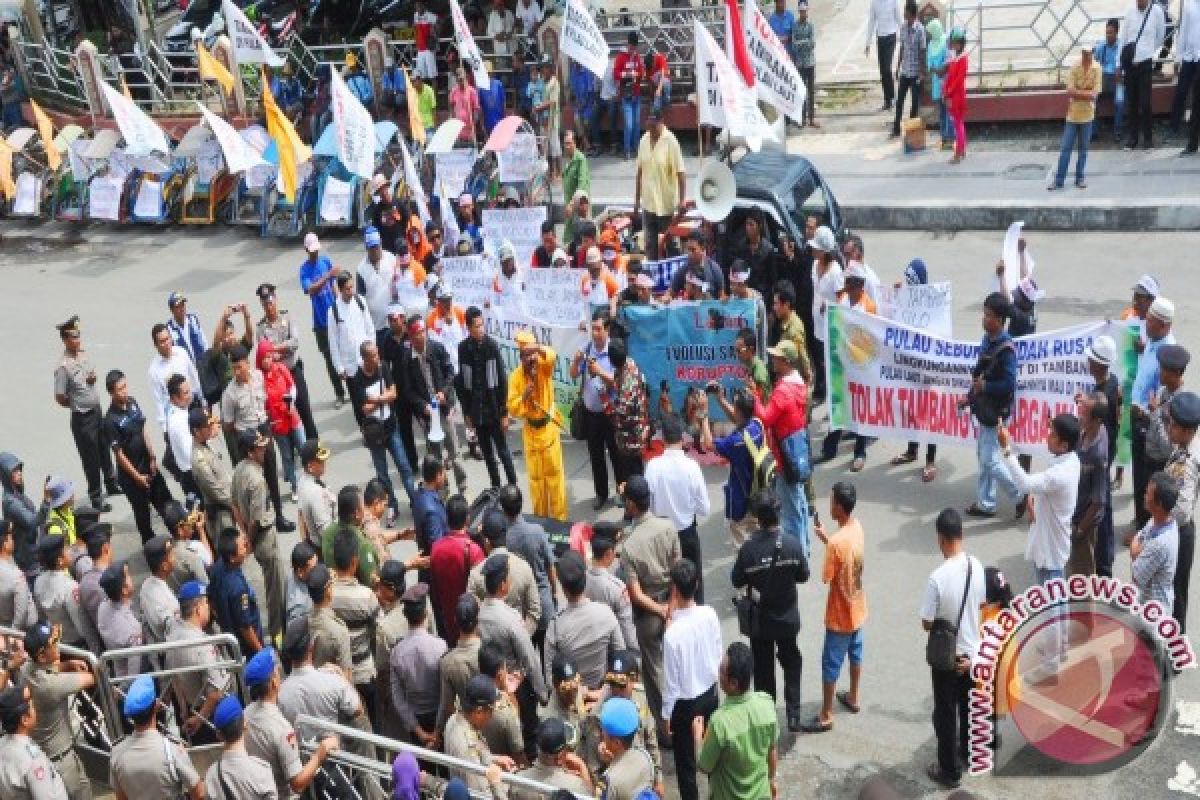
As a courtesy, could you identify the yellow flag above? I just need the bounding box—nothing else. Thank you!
[261,67,311,202]
[120,74,133,100]
[0,137,16,199]
[197,42,235,96]
[404,68,426,145]
[29,99,61,172]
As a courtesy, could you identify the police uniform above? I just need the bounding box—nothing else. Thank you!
[232,446,285,640]
[540,657,599,774]
[165,617,232,718]
[587,678,661,777]
[467,546,542,635]
[21,653,92,799]
[221,371,288,530]
[244,699,303,800]
[444,675,509,799]
[512,717,592,800]
[436,635,482,733]
[171,539,210,591]
[204,748,278,799]
[388,585,445,740]
[0,553,37,629]
[373,564,410,739]
[209,557,264,657]
[309,604,353,676]
[104,395,173,542]
[109,677,202,799]
[482,688,525,760]
[96,596,144,678]
[0,732,70,800]
[191,436,235,538]
[478,596,548,701]
[33,546,99,652]
[331,575,380,687]
[53,316,116,509]
[140,538,182,643]
[596,697,657,800]
[257,292,317,440]
[585,561,639,649]
[296,471,335,549]
[544,595,625,690]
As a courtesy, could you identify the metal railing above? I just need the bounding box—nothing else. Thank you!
[595,3,724,96]
[16,36,89,111]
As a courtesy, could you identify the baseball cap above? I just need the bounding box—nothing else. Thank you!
[379,560,407,592]
[463,674,498,710]
[624,475,651,505]
[284,616,312,656]
[808,226,838,252]
[401,582,430,610]
[178,580,207,602]
[167,291,187,308]
[45,476,74,508]
[845,261,868,282]
[767,340,799,363]
[364,227,383,248]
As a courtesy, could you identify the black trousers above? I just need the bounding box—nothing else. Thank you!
[670,684,718,800]
[291,360,319,440]
[877,34,897,107]
[1131,425,1164,528]
[811,337,827,399]
[800,66,816,123]
[1095,501,1116,578]
[71,409,115,504]
[751,633,802,718]
[1170,59,1198,129]
[1175,520,1195,634]
[1187,63,1200,150]
[1125,60,1154,146]
[892,75,922,133]
[237,424,284,518]
[679,522,703,604]
[476,420,517,487]
[120,470,174,543]
[516,676,540,760]
[641,211,673,262]
[584,409,622,500]
[313,327,345,401]
[931,666,973,782]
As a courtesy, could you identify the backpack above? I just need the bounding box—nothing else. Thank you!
[741,419,776,496]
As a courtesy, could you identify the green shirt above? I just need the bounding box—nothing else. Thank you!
[319,521,380,587]
[749,356,771,403]
[696,691,777,800]
[417,84,437,129]
[777,312,813,383]
[562,149,591,206]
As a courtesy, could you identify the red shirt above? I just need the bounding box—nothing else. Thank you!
[414,12,437,51]
[429,530,484,645]
[753,373,808,462]
[613,51,645,98]
[649,52,669,83]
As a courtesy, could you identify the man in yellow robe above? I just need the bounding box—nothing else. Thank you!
[507,331,568,520]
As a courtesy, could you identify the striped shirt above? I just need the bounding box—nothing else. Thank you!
[1132,518,1178,608]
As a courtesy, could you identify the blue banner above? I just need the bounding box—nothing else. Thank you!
[622,299,760,419]
[644,255,687,294]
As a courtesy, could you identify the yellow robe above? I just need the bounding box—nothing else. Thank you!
[507,347,568,521]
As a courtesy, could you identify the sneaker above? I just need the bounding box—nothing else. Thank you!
[926,763,961,789]
[1182,147,1198,156]
[1047,183,1063,191]
[1076,180,1088,189]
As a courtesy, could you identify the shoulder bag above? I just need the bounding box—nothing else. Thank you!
[568,343,590,441]
[1120,6,1152,72]
[969,341,1016,426]
[735,533,782,638]
[926,559,973,671]
[359,373,390,448]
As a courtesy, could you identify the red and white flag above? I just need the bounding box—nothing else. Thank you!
[724,0,755,88]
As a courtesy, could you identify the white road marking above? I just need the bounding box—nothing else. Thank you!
[1178,701,1200,736]
[1169,762,1200,796]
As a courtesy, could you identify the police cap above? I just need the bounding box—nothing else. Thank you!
[481,552,509,581]
[284,615,312,656]
[143,534,173,570]
[189,407,213,432]
[1169,391,1200,429]
[401,582,429,610]
[624,475,651,506]
[56,315,81,335]
[99,563,127,597]
[378,560,406,592]
[213,695,243,730]
[551,653,578,685]
[1158,344,1191,374]
[536,717,570,755]
[463,674,498,710]
[24,621,60,656]
[606,649,640,685]
[306,562,332,599]
[162,501,188,532]
[244,647,278,687]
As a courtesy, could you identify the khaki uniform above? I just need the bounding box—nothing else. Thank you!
[244,700,303,800]
[388,626,446,738]
[171,540,210,590]
[165,621,232,715]
[0,556,37,629]
[0,733,69,800]
[203,749,278,799]
[296,473,335,548]
[233,458,284,639]
[481,690,524,759]
[586,685,661,777]
[191,440,235,538]
[512,762,591,800]
[33,570,100,652]
[444,711,509,799]
[617,512,680,727]
[309,605,353,676]
[96,599,144,678]
[138,575,181,644]
[53,350,101,413]
[257,312,301,369]
[478,597,547,701]
[544,598,624,690]
[437,636,482,732]
[542,690,598,775]
[330,576,380,686]
[109,729,201,799]
[585,564,638,650]
[373,604,409,739]
[20,662,91,800]
[220,373,270,431]
[467,546,542,635]
[601,746,656,800]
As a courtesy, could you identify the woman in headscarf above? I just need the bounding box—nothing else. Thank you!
[945,28,970,164]
[889,259,939,481]
[925,19,954,150]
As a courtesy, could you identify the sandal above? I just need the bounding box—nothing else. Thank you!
[891,452,918,466]
[922,464,938,483]
[836,690,861,714]
[850,457,865,473]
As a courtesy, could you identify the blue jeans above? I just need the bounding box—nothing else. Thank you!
[976,425,1020,512]
[1095,79,1125,139]
[773,468,811,563]
[821,628,864,683]
[1034,567,1065,585]
[274,428,307,492]
[652,80,672,115]
[621,96,641,156]
[1053,121,1092,187]
[369,428,416,511]
[937,98,953,142]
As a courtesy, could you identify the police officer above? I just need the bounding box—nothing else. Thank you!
[109,675,203,800]
[232,428,287,641]
[257,283,319,440]
[103,369,174,543]
[75,524,112,631]
[617,475,680,733]
[21,622,96,800]
[477,641,524,763]
[295,441,335,548]
[596,697,657,800]
[0,519,36,630]
[168,581,231,737]
[512,718,594,800]
[306,562,353,681]
[285,541,317,633]
[242,647,339,799]
[443,674,517,798]
[0,684,70,800]
[545,550,625,690]
[163,503,210,589]
[204,696,278,799]
[209,528,265,656]
[373,560,408,739]
[96,563,143,677]
[33,535,100,653]
[329,528,381,722]
[584,525,638,649]
[468,511,541,635]
[190,408,235,541]
[53,315,117,512]
[138,535,182,645]
[588,650,662,788]
[388,582,446,746]
[437,593,484,735]
[40,478,89,570]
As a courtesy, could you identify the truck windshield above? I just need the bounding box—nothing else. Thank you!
[792,178,832,232]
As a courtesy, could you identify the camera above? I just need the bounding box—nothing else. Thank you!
[704,381,721,395]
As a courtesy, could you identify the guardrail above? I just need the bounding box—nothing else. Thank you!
[16,36,90,111]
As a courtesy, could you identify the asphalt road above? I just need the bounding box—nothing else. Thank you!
[0,221,1196,799]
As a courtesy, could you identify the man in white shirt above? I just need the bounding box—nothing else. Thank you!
[487,0,516,60]
[662,558,722,800]
[998,414,1082,584]
[148,322,204,429]
[920,509,986,790]
[865,0,903,111]
[164,375,198,498]
[644,414,711,602]
[515,0,542,37]
[327,271,376,386]
[1117,0,1166,148]
[356,227,397,344]
[1174,0,1200,150]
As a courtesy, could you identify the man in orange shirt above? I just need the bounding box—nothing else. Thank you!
[803,481,867,733]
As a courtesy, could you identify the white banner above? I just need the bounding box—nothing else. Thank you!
[99,82,170,156]
[440,255,493,311]
[88,176,123,220]
[497,132,538,183]
[484,308,588,419]
[742,0,806,122]
[330,70,376,180]
[67,141,93,181]
[877,282,953,339]
[320,176,355,222]
[401,140,431,224]
[13,172,40,215]
[198,105,268,175]
[435,149,476,199]
[133,178,161,218]
[222,0,285,66]
[525,268,587,327]
[560,0,609,77]
[482,206,547,269]
[693,19,773,141]
[450,0,489,88]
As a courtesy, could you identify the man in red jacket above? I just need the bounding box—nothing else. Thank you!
[613,32,646,159]
[428,494,484,646]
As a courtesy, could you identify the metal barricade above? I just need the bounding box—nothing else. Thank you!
[15,35,90,112]
[294,714,589,800]
[594,3,724,99]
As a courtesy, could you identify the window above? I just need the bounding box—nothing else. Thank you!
[792,178,830,232]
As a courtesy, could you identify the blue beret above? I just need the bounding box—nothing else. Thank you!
[244,647,277,687]
[124,675,157,717]
[213,695,243,730]
[599,697,640,737]
[364,226,382,248]
[178,580,207,602]
[1170,391,1200,429]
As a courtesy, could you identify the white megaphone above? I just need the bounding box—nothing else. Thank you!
[427,399,446,444]
[695,160,736,223]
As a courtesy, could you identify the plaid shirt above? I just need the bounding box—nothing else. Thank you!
[1132,518,1178,608]
[898,20,927,78]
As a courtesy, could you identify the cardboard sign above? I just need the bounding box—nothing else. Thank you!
[435,148,476,199]
[525,268,587,327]
[497,133,538,183]
[13,172,41,215]
[877,281,953,338]
[88,177,123,220]
[482,205,547,268]
[440,255,493,311]
[133,178,162,218]
[320,176,355,222]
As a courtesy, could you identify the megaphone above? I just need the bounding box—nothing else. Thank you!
[427,399,446,444]
[760,106,788,153]
[695,160,736,223]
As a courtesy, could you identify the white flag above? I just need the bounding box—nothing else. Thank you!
[401,139,431,224]
[197,104,268,174]
[99,82,170,156]
[742,0,806,122]
[330,69,376,179]
[222,0,285,66]
[560,0,609,78]
[450,0,489,88]
[693,19,774,142]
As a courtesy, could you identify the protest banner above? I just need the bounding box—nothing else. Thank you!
[824,306,1137,460]
[440,255,492,311]
[482,205,547,268]
[133,178,161,218]
[623,299,760,418]
[645,255,687,294]
[560,0,609,77]
[877,281,953,338]
[693,20,774,142]
[99,81,169,157]
[450,0,489,88]
[483,308,587,419]
[223,0,285,66]
[199,105,268,174]
[435,148,476,198]
[330,69,376,180]
[400,139,431,223]
[525,268,587,327]
[13,172,40,215]
[497,132,538,183]
[88,176,123,220]
[742,0,807,122]
[319,176,355,223]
